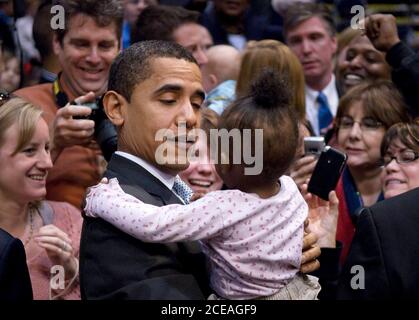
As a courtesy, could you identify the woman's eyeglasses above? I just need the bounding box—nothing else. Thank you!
[338,116,383,131]
[381,150,419,166]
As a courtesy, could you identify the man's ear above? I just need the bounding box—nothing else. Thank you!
[102,91,126,127]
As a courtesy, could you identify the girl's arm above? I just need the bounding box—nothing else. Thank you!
[84,178,240,242]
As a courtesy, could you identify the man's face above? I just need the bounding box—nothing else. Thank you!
[337,35,391,94]
[120,57,205,175]
[173,23,213,68]
[53,14,120,97]
[213,0,249,17]
[286,17,337,85]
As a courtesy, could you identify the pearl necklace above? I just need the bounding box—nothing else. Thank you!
[23,207,34,247]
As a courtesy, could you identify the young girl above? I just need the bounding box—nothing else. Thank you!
[84,70,320,300]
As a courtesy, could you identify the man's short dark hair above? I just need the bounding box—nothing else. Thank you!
[283,2,336,39]
[108,40,198,102]
[53,0,123,44]
[132,5,200,43]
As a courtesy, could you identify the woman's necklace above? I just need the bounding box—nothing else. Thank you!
[23,207,34,247]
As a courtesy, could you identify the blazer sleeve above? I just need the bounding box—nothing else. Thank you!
[387,42,419,118]
[336,208,391,299]
[0,235,33,300]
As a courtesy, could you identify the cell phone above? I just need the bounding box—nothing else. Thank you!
[304,136,325,156]
[307,146,347,201]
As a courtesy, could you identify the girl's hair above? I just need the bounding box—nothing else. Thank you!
[336,80,410,131]
[381,119,419,156]
[219,68,299,179]
[0,97,43,154]
[236,40,306,121]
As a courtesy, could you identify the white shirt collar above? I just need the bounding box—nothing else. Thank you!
[321,74,338,105]
[115,151,176,191]
[306,74,337,100]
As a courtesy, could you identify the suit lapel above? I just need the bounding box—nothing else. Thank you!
[105,154,182,206]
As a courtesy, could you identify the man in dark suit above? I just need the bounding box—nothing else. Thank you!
[0,228,33,300]
[337,187,419,299]
[80,40,320,300]
[79,40,209,299]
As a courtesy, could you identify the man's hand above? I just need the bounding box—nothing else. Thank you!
[365,14,400,52]
[289,155,317,191]
[300,219,321,274]
[51,92,96,158]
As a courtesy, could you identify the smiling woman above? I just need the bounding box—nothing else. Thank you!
[381,120,419,199]
[336,34,391,95]
[334,81,410,263]
[0,97,82,300]
[179,108,224,194]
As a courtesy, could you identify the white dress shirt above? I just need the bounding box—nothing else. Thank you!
[305,75,339,136]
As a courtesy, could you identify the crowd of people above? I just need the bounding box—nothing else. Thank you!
[0,0,418,300]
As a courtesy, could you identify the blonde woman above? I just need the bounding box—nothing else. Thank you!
[0,97,81,299]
